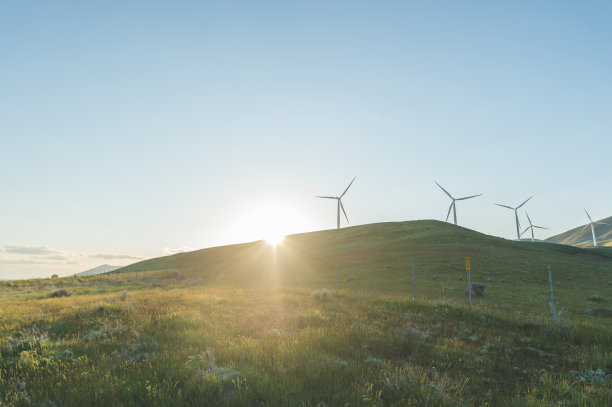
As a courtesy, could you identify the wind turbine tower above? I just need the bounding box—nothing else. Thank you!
[521,212,548,242]
[494,196,533,240]
[434,182,482,226]
[582,209,609,247]
[317,177,356,229]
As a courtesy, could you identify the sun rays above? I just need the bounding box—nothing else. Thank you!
[226,204,313,247]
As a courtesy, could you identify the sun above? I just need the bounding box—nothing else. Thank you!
[265,233,285,247]
[226,204,313,246]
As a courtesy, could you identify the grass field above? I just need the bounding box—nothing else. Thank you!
[0,221,610,406]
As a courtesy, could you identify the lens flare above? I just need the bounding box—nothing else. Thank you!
[265,234,285,247]
[225,204,313,246]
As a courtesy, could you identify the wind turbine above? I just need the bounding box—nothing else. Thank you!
[494,196,533,240]
[582,209,609,247]
[317,177,356,229]
[434,182,482,226]
[520,212,548,242]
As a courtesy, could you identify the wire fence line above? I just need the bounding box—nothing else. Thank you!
[102,259,609,324]
[371,260,608,324]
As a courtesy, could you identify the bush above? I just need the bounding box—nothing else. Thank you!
[394,323,428,341]
[4,327,48,355]
[311,288,331,301]
[49,289,70,298]
[465,283,486,296]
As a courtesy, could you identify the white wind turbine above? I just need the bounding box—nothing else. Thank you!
[434,182,482,226]
[520,212,548,242]
[317,177,356,229]
[582,209,609,247]
[494,196,533,240]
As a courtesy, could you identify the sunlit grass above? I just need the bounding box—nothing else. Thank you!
[0,220,610,405]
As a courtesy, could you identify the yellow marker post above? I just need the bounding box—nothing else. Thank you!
[465,257,472,311]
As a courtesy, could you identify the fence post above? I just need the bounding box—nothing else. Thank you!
[335,260,338,293]
[548,265,557,323]
[466,257,472,311]
[412,261,416,300]
[467,269,472,311]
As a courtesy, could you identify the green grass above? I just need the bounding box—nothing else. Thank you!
[0,220,610,406]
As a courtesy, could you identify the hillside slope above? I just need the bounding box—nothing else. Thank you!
[116,220,612,318]
[118,219,612,277]
[546,216,612,247]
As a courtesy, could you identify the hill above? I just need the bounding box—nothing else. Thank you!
[75,264,121,276]
[116,220,612,304]
[546,216,612,247]
[0,220,610,406]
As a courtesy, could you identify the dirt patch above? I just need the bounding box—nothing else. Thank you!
[574,253,608,262]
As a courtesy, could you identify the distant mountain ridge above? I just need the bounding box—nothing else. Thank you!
[75,264,120,276]
[546,215,612,247]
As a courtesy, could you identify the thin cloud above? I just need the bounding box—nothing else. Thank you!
[163,246,195,255]
[89,253,144,260]
[0,259,55,265]
[2,245,143,268]
[4,245,59,255]
[36,254,73,261]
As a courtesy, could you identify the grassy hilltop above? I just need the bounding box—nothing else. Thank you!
[0,220,610,406]
[546,216,612,247]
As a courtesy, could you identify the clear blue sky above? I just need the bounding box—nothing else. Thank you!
[1,1,611,278]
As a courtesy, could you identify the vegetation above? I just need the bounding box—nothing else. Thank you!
[546,215,612,247]
[0,221,610,406]
[48,289,70,298]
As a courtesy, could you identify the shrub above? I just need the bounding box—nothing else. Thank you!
[465,283,486,296]
[394,323,428,341]
[569,369,607,384]
[49,289,70,298]
[5,327,48,355]
[320,288,330,300]
[311,288,331,301]
[364,357,383,366]
[50,274,59,279]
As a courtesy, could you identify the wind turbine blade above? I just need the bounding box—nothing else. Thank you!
[435,182,453,199]
[596,222,610,226]
[520,226,530,237]
[456,194,482,201]
[516,196,533,209]
[445,202,453,222]
[581,224,589,233]
[316,196,337,199]
[494,203,514,210]
[525,212,532,226]
[533,226,549,230]
[584,209,592,222]
[340,177,356,198]
[339,200,349,223]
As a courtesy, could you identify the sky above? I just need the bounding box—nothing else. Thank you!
[1,1,611,279]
